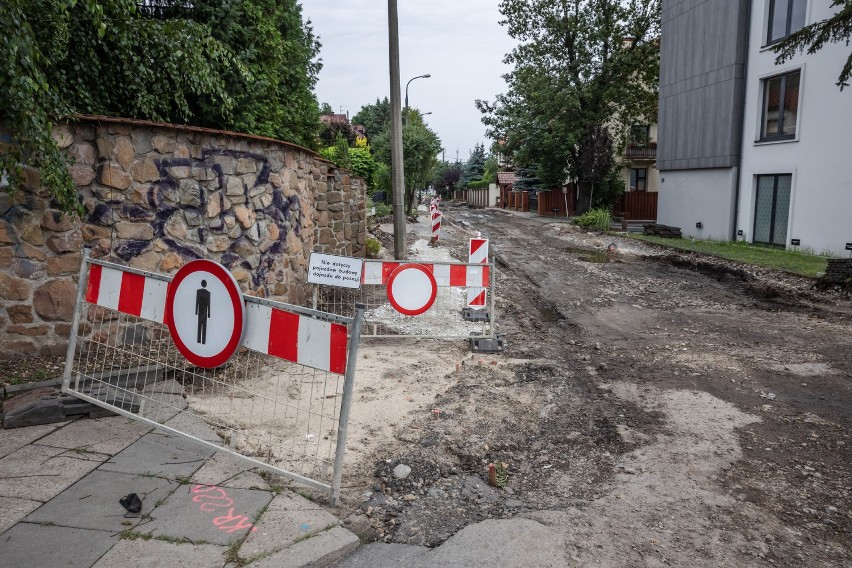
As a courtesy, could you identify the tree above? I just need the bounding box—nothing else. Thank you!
[513,164,543,192]
[432,162,463,196]
[349,146,377,189]
[1,0,323,213]
[477,0,660,190]
[371,110,441,214]
[319,119,357,148]
[460,143,487,188]
[576,124,615,210]
[167,0,323,148]
[482,155,499,185]
[773,0,852,90]
[352,97,392,141]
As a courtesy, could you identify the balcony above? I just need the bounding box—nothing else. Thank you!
[625,143,656,161]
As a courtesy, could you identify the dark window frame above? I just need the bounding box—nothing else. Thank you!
[753,174,791,247]
[760,70,800,142]
[629,167,647,192]
[629,124,651,145]
[766,0,807,46]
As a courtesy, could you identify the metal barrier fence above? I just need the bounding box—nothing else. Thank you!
[62,251,363,504]
[311,260,497,340]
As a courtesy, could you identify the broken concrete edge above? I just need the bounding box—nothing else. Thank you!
[247,525,359,568]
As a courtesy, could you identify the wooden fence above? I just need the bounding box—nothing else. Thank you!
[614,191,658,221]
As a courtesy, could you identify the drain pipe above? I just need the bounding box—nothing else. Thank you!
[732,0,752,241]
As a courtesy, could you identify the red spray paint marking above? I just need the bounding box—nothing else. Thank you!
[191,484,258,533]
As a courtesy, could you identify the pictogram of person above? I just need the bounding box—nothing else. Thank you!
[196,280,211,344]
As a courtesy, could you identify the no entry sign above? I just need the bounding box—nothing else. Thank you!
[165,260,246,368]
[386,263,438,316]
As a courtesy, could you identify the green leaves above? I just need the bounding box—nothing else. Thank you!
[1,0,323,212]
[772,0,852,90]
[480,0,660,189]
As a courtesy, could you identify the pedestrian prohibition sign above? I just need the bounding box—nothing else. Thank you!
[165,259,246,368]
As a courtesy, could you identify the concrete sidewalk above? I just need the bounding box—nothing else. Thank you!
[0,415,358,567]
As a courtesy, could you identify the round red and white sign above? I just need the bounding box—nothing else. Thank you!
[165,260,246,368]
[386,263,438,316]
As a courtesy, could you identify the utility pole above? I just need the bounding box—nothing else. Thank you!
[388,0,406,260]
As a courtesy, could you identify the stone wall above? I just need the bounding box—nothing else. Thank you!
[0,116,366,360]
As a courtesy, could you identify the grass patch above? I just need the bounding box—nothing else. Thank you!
[630,235,830,277]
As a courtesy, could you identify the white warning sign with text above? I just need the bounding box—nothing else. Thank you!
[308,253,364,289]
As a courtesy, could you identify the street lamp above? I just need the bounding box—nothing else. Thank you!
[404,74,431,125]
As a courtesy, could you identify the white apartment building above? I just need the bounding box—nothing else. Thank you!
[657,0,852,256]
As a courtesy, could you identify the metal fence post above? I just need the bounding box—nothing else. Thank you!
[330,303,365,506]
[62,248,91,392]
[489,260,497,339]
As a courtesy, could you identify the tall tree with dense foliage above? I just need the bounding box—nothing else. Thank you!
[0,0,323,212]
[432,162,463,196]
[477,0,660,192]
[773,0,852,90]
[460,143,487,188]
[352,97,392,141]
[371,110,441,214]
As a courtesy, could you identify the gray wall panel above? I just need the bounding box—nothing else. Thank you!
[658,0,750,171]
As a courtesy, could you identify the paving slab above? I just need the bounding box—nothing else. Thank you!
[239,491,341,560]
[145,484,273,545]
[0,443,105,501]
[0,423,64,458]
[426,518,567,567]
[24,470,177,532]
[0,523,118,568]
[163,411,223,445]
[92,538,228,568]
[137,380,188,424]
[0,495,42,535]
[190,452,271,491]
[98,430,213,479]
[36,416,152,456]
[333,518,567,568]
[250,526,359,568]
[332,543,431,567]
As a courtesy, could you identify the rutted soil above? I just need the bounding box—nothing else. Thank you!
[337,205,851,567]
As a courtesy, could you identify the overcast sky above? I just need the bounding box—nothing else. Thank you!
[299,0,517,163]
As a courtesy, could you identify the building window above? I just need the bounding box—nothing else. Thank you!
[754,174,792,247]
[761,70,800,141]
[629,125,650,145]
[767,0,807,45]
[629,168,647,192]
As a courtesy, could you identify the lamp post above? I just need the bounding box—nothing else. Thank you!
[404,74,431,126]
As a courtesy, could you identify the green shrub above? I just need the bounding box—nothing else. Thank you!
[365,237,381,258]
[573,208,612,231]
[367,197,393,218]
[466,179,490,190]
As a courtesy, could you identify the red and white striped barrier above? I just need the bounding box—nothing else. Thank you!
[243,302,348,375]
[83,261,349,374]
[431,211,442,240]
[86,264,169,324]
[362,260,488,288]
[467,238,489,308]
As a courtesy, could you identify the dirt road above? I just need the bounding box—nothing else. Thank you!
[341,205,851,567]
